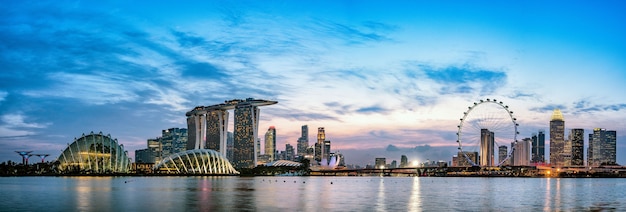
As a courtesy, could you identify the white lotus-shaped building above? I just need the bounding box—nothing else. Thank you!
[57,132,131,174]
[154,149,239,175]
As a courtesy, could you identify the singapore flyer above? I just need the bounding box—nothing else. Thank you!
[456,99,519,167]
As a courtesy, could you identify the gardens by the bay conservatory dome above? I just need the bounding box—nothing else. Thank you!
[57,132,131,174]
[154,149,239,175]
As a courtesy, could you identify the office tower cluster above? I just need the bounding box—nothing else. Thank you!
[135,128,188,164]
[547,109,617,167]
[453,108,617,168]
[185,98,277,169]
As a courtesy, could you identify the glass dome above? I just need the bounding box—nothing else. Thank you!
[57,132,130,174]
[154,149,239,175]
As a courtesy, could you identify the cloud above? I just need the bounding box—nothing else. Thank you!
[529,104,567,112]
[0,91,6,103]
[312,19,395,45]
[385,144,400,152]
[0,114,50,138]
[355,105,391,114]
[413,144,432,153]
[421,64,507,95]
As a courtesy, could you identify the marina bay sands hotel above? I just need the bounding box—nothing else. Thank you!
[186,98,277,169]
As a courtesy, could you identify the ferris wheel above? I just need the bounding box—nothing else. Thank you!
[456,99,519,167]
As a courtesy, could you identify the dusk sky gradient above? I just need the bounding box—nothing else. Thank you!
[1,1,625,166]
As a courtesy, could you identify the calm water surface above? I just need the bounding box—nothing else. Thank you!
[1,176,625,211]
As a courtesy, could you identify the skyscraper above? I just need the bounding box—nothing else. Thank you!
[513,138,531,166]
[569,129,584,166]
[285,143,294,161]
[315,127,325,163]
[588,128,617,166]
[323,140,331,164]
[531,130,546,163]
[233,103,260,169]
[480,129,494,166]
[297,125,309,157]
[205,110,229,153]
[400,155,408,168]
[550,109,565,167]
[264,126,276,162]
[498,145,508,165]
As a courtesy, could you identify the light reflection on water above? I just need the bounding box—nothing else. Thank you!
[1,176,626,211]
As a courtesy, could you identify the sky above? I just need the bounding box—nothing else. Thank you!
[1,1,625,166]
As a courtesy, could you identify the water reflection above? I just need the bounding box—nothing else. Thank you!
[375,178,385,211]
[408,177,421,211]
[2,177,626,211]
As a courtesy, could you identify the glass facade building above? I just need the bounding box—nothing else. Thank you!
[57,132,130,174]
[550,109,565,167]
[531,130,546,163]
[265,126,276,162]
[154,149,239,175]
[569,129,585,166]
[588,128,617,166]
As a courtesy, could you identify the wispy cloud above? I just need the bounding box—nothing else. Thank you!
[0,114,50,138]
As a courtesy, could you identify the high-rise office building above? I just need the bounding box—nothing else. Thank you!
[375,158,386,169]
[513,138,531,166]
[323,140,331,163]
[588,128,617,166]
[315,127,325,163]
[569,129,584,166]
[264,126,276,162]
[480,129,494,166]
[550,109,565,167]
[456,151,478,167]
[400,155,408,168]
[297,125,309,157]
[160,128,188,158]
[498,145,508,165]
[147,138,162,164]
[285,143,295,161]
[531,130,546,163]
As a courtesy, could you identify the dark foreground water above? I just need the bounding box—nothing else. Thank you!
[1,176,625,211]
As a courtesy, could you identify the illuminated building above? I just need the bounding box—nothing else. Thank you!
[185,98,277,169]
[265,126,276,162]
[569,129,584,166]
[323,140,331,163]
[550,109,565,167]
[375,158,386,169]
[57,132,130,174]
[480,129,494,166]
[588,128,617,166]
[456,151,478,167]
[148,138,162,164]
[316,127,325,163]
[531,130,546,163]
[154,149,239,175]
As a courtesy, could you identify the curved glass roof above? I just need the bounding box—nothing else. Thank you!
[57,132,130,174]
[154,149,239,175]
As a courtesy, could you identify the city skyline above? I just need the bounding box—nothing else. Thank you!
[1,1,625,166]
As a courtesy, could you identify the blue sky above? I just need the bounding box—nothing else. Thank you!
[1,1,625,166]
